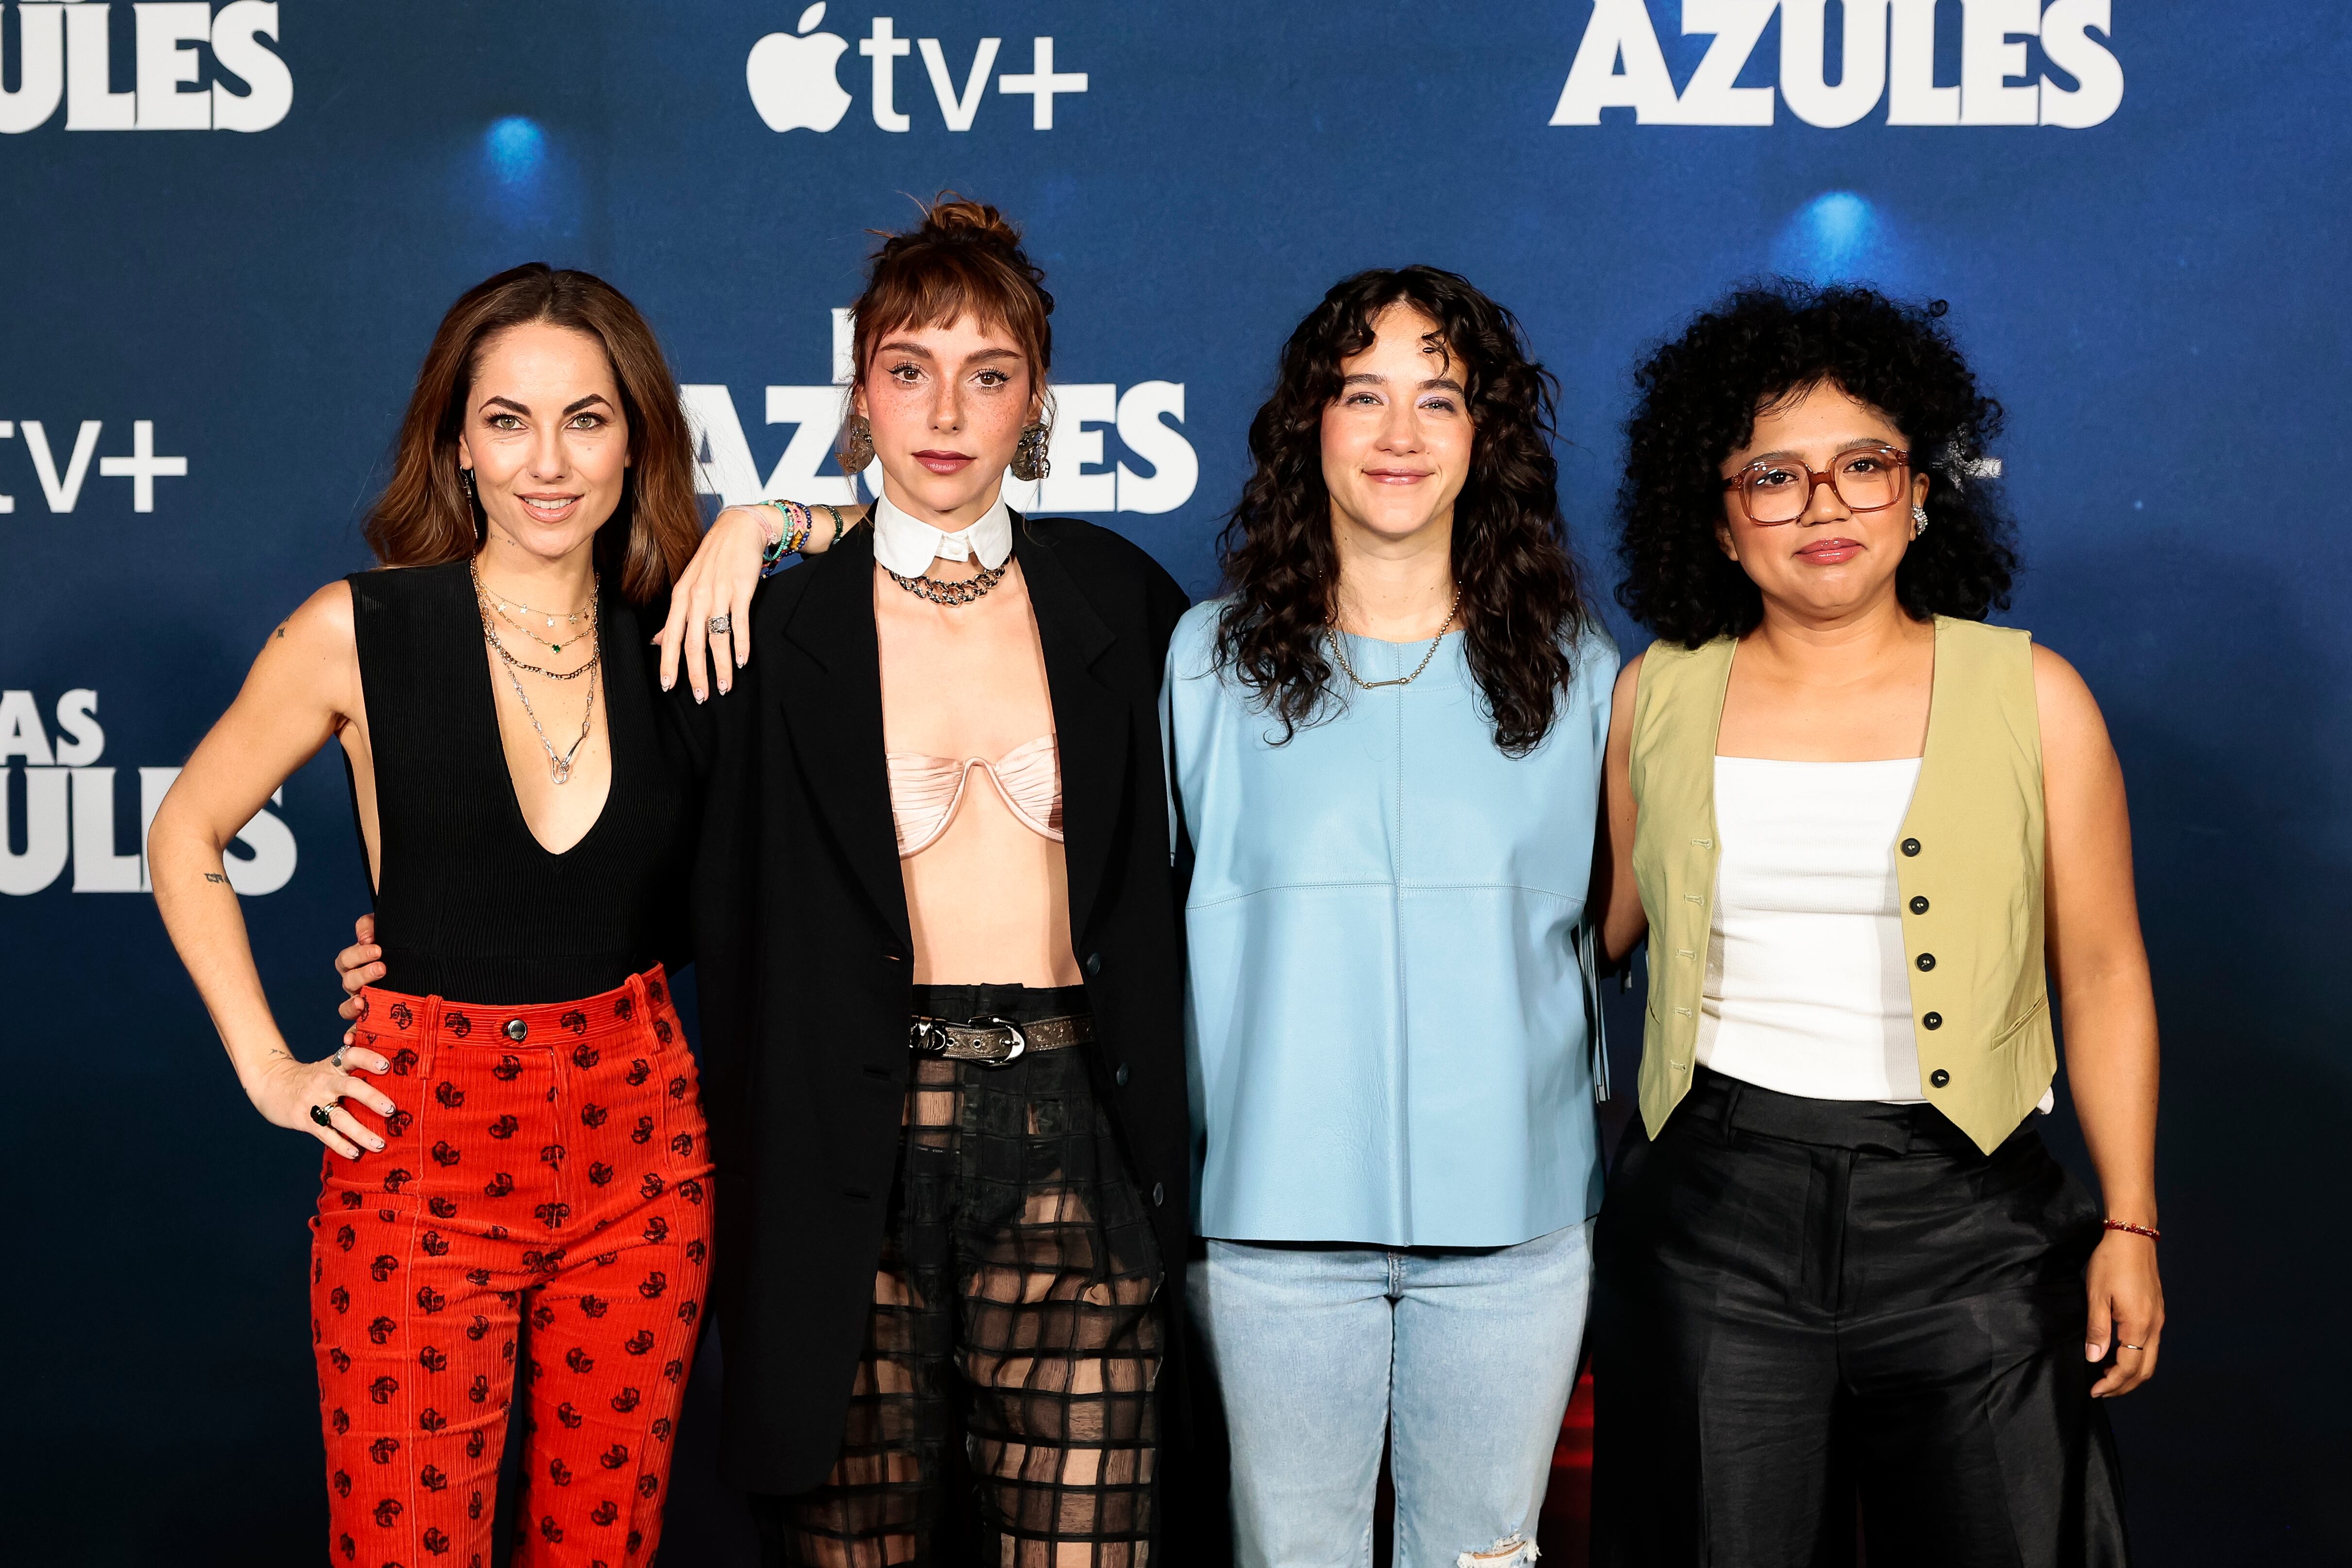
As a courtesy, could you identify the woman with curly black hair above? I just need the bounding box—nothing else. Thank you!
[1166,267,1613,1567]
[1590,283,2159,1566]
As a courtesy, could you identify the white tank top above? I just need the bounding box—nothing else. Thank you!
[1695,757,1929,1103]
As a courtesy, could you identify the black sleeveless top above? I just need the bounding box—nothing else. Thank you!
[346,561,695,1003]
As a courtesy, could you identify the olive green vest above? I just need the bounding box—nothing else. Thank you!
[1630,615,2055,1156]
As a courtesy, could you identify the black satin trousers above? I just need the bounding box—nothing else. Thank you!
[1591,1068,2129,1568]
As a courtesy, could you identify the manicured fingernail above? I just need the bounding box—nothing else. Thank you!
[717,681,730,696]
[369,1137,385,1150]
[662,677,673,691]
[694,690,706,704]
[2085,1344,2101,1360]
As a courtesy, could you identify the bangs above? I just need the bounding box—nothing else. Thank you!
[852,243,1052,381]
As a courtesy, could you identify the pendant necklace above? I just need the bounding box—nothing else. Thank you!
[1327,586,1464,690]
[482,587,591,630]
[473,560,601,783]
[487,591,593,655]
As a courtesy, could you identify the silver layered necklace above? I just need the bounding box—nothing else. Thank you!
[472,560,601,784]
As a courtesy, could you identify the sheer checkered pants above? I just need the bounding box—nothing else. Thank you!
[766,988,1163,1567]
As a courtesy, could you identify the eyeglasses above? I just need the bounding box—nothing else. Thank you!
[1721,444,1911,526]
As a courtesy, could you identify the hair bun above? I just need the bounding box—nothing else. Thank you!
[850,192,1054,385]
[917,194,1023,251]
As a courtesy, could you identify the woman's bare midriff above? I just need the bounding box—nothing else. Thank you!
[875,562,1083,989]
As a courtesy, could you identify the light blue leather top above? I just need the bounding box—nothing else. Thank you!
[1163,599,1617,1247]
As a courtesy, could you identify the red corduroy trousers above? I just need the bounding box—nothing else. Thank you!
[310,966,715,1568]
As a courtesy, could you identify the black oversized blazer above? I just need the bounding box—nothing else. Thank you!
[678,515,1198,1508]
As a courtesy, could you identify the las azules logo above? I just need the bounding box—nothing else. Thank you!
[0,688,295,897]
[1553,0,2123,128]
[746,4,1087,133]
[0,1,291,134]
[683,311,1198,519]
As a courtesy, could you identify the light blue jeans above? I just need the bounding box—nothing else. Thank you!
[1192,1219,1596,1568]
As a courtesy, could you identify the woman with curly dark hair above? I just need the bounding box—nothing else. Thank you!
[1166,267,1613,1566]
[1590,283,2159,1566]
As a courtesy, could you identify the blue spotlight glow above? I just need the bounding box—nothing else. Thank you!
[1773,191,1893,283]
[483,117,546,189]
[463,114,582,244]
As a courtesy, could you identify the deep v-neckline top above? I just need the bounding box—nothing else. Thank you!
[344,562,696,1002]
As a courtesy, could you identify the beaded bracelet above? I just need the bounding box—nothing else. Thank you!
[814,501,847,550]
[757,499,811,577]
[2102,1220,2160,1241]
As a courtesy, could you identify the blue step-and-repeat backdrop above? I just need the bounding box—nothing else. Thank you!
[2,3,2345,1562]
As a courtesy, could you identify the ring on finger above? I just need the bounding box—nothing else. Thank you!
[2118,1342,2145,1351]
[332,1044,349,1071]
[707,614,732,635]
[309,1100,341,1128]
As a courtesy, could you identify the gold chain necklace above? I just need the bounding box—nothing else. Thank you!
[471,561,601,783]
[481,586,590,627]
[488,593,590,655]
[1327,586,1464,691]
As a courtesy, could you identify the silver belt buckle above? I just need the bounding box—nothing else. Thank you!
[908,1015,1027,1065]
[963,1015,1026,1065]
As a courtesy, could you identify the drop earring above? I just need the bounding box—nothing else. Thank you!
[1010,420,1052,483]
[837,415,874,475]
[1911,503,1930,539]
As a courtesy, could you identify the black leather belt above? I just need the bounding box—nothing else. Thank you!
[907,1012,1094,1065]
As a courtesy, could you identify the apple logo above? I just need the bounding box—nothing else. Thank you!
[748,2,853,133]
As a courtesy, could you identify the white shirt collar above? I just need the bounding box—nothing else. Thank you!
[869,490,1013,578]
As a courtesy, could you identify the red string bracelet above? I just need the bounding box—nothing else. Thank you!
[2102,1220,2160,1241]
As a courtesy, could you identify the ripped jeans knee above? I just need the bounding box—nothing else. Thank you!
[1456,1532,1540,1568]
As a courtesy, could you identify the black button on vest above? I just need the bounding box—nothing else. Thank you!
[1114,1063,1130,1088]
[1909,896,1929,914]
[1084,952,1103,978]
[1901,838,1921,856]
[1929,1068,1951,1088]
[1915,953,1936,971]
[1151,1182,1166,1207]
[1922,1011,1943,1030]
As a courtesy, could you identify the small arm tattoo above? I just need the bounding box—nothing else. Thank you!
[273,621,289,640]
[204,872,229,885]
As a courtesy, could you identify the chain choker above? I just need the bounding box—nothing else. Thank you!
[885,560,1010,607]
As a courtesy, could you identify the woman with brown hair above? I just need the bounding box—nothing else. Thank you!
[1163,266,1611,1568]
[655,196,1193,1566]
[151,263,734,1567]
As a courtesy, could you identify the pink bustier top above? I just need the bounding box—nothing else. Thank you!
[885,735,1064,857]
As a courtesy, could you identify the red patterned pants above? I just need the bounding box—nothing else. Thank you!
[311,967,715,1568]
